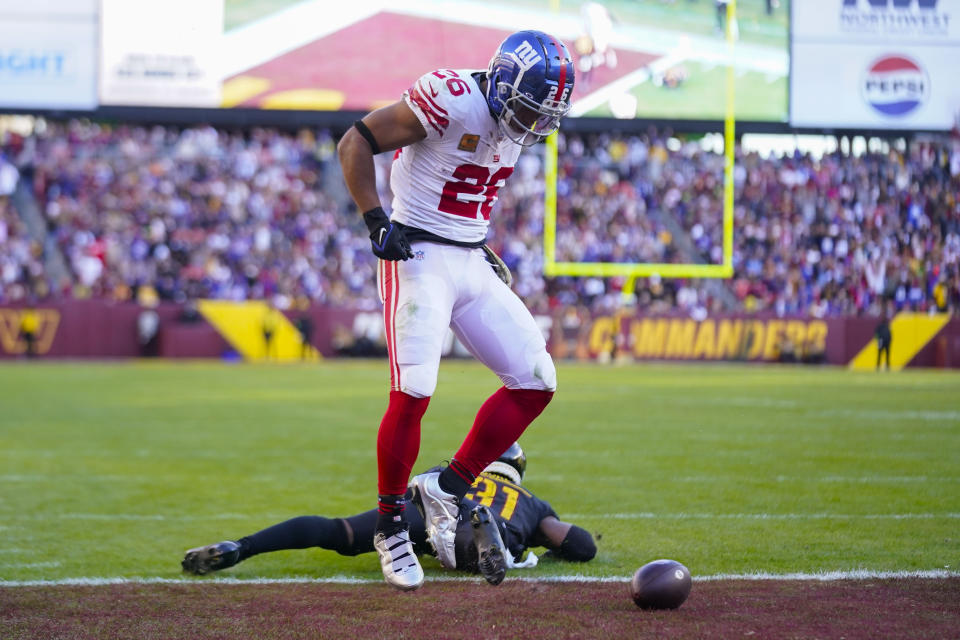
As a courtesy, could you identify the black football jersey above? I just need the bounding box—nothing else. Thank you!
[460,472,558,559]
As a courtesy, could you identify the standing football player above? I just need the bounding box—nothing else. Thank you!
[337,30,575,591]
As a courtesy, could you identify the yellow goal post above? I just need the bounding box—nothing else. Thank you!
[543,1,737,294]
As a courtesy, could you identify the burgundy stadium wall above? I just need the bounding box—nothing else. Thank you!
[1,302,958,368]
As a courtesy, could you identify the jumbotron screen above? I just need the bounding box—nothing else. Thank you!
[1,0,791,123]
[204,0,790,122]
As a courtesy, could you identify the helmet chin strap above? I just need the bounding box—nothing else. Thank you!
[498,109,541,147]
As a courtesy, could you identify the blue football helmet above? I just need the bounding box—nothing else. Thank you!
[486,30,575,146]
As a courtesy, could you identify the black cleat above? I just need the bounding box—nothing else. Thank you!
[181,541,241,575]
[470,506,507,586]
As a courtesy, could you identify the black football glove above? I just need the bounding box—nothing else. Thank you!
[363,207,413,261]
[482,244,513,287]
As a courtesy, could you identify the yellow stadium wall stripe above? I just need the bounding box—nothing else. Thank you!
[220,76,271,107]
[848,312,950,371]
[260,89,345,110]
[197,300,320,362]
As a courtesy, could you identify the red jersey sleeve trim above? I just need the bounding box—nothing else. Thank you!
[418,80,449,115]
[408,85,449,136]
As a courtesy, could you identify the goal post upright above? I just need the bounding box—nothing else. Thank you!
[543,0,736,283]
[721,0,736,279]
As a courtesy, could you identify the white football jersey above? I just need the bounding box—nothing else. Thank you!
[391,68,522,244]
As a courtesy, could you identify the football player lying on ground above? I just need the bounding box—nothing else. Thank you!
[182,444,595,585]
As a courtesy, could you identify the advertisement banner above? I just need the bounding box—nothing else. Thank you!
[791,43,960,128]
[3,302,957,368]
[578,314,833,363]
[98,0,223,107]
[0,1,98,110]
[790,0,960,129]
[792,0,957,42]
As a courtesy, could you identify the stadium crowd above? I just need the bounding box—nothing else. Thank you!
[0,141,46,303]
[15,121,376,309]
[0,192,40,303]
[0,120,957,318]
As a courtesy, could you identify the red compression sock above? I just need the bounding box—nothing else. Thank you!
[377,390,431,496]
[451,387,554,482]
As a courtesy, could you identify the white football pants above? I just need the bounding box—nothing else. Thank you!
[377,242,556,398]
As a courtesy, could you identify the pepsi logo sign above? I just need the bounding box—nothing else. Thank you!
[861,55,930,117]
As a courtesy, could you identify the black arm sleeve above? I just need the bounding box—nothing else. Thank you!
[353,119,382,155]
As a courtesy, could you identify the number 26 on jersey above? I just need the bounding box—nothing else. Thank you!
[439,163,514,220]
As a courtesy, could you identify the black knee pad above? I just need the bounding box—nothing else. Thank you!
[559,525,596,562]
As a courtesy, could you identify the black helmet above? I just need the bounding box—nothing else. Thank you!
[483,442,526,484]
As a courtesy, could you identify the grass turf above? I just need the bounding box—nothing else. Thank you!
[224,0,304,31]
[515,0,790,49]
[225,1,791,48]
[584,61,788,122]
[0,360,957,583]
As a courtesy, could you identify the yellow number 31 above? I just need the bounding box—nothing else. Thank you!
[466,478,519,521]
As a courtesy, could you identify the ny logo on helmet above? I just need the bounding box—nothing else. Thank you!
[512,40,542,71]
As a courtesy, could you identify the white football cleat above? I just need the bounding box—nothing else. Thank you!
[410,471,459,569]
[374,526,424,591]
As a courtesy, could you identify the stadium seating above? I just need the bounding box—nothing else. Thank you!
[1,121,957,317]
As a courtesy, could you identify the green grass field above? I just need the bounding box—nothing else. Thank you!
[224,0,303,31]
[585,61,787,121]
[516,0,790,48]
[225,1,791,47]
[1,361,957,584]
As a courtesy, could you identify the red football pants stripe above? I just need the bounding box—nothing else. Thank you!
[381,260,401,390]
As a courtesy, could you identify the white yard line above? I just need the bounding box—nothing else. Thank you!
[673,475,959,484]
[694,569,959,581]
[813,409,960,422]
[814,475,958,483]
[6,513,277,521]
[0,562,60,570]
[566,512,960,520]
[4,511,957,521]
[221,1,387,78]
[0,474,150,482]
[0,570,956,588]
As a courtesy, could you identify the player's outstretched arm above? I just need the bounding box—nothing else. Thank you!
[538,515,597,562]
[338,101,427,261]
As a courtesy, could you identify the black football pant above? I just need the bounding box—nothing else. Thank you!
[235,503,479,571]
[237,505,431,560]
[877,341,891,370]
